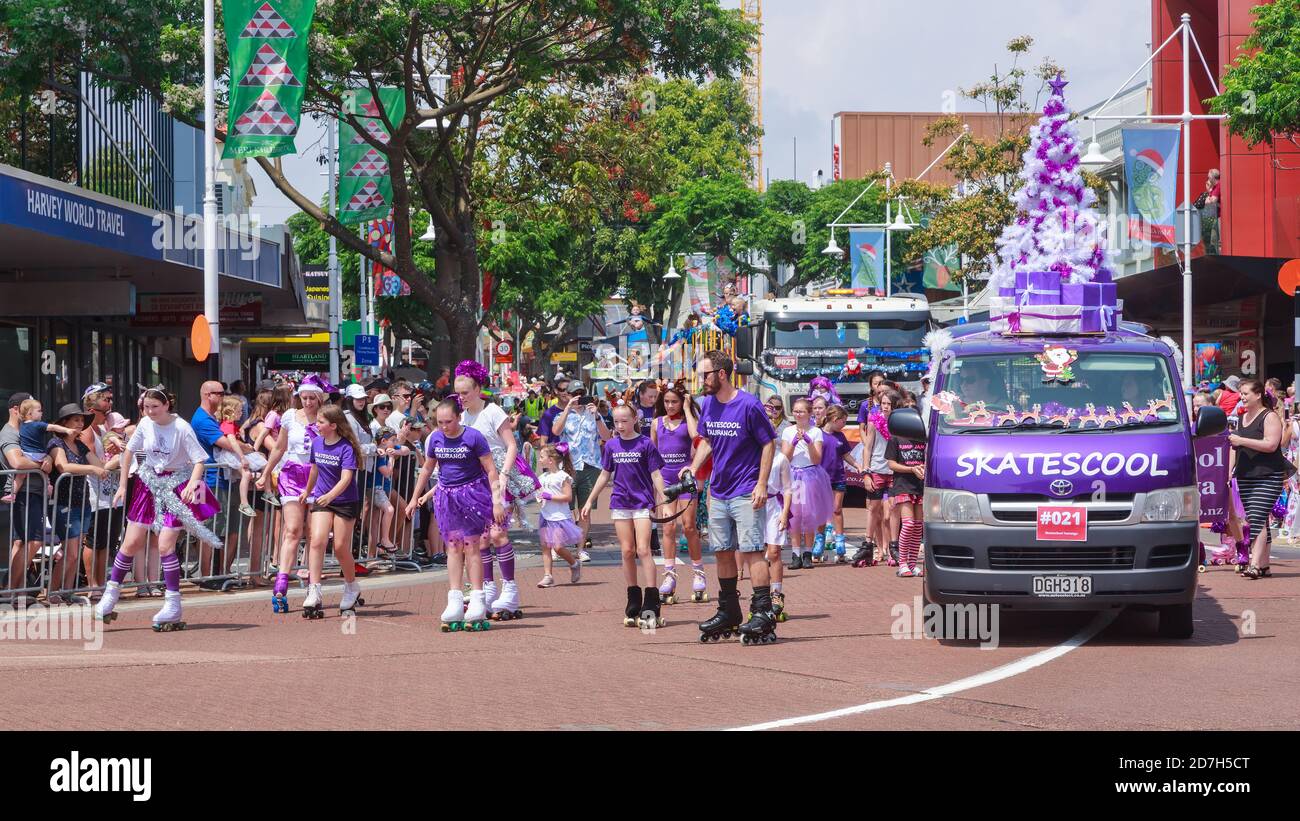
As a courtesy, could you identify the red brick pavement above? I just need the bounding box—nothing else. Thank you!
[0,507,1296,730]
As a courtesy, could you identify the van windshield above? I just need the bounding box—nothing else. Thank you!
[933,351,1181,432]
[767,318,927,350]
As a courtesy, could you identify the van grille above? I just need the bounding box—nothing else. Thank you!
[988,546,1136,571]
[1148,544,1193,569]
[987,493,1134,525]
[930,545,975,569]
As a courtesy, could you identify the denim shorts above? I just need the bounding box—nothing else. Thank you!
[52,505,93,541]
[707,492,766,553]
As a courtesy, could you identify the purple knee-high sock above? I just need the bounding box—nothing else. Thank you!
[497,542,515,582]
[109,552,134,585]
[160,553,182,593]
[481,545,496,583]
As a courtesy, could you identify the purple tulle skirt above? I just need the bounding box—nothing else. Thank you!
[277,461,312,500]
[126,472,221,529]
[789,464,834,534]
[434,477,495,544]
[538,517,584,549]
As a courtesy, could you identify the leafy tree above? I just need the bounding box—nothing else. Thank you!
[1209,0,1300,146]
[0,1,755,361]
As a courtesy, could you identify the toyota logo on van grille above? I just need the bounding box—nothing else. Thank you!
[1049,480,1074,497]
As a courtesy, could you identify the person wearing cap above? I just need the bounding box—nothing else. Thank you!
[79,383,130,582]
[258,374,329,613]
[2,392,53,605]
[190,381,247,589]
[46,403,108,604]
[553,381,611,559]
[537,377,571,445]
[1218,374,1243,418]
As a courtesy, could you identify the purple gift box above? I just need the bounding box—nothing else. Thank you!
[1060,282,1103,307]
[997,286,1017,298]
[1080,305,1107,333]
[1016,271,1062,305]
[1096,282,1117,307]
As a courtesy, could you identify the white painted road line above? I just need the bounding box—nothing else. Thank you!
[728,609,1118,731]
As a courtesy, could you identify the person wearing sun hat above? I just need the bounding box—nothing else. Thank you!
[45,403,106,604]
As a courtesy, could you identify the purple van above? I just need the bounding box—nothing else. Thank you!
[889,325,1227,639]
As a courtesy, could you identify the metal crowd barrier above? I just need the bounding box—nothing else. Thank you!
[2,448,442,607]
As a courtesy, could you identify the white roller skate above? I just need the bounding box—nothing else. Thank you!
[659,566,678,605]
[339,581,365,614]
[690,564,709,603]
[464,589,491,631]
[481,580,498,613]
[302,583,325,620]
[569,558,582,584]
[490,580,522,620]
[95,581,121,624]
[151,590,185,632]
[440,589,466,632]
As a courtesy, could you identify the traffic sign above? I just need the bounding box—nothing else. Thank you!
[494,340,513,363]
[355,334,380,366]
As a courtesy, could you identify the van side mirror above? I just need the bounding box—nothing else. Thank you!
[734,324,755,359]
[887,408,927,441]
[735,360,754,376]
[1194,405,1226,438]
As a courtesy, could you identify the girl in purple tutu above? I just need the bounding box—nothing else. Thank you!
[455,360,540,619]
[405,398,506,630]
[534,444,583,588]
[94,387,220,631]
[781,398,833,566]
[258,375,328,613]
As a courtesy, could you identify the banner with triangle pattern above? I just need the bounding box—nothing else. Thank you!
[223,0,316,159]
[337,87,405,225]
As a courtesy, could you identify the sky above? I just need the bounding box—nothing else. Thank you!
[246,0,1153,225]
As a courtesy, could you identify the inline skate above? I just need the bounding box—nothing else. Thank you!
[698,588,742,642]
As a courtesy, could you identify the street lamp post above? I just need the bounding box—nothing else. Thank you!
[1086,13,1226,389]
[203,0,219,377]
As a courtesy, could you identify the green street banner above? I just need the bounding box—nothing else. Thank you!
[922,243,961,291]
[337,87,405,225]
[223,1,317,159]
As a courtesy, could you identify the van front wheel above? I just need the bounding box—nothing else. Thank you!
[1157,602,1194,639]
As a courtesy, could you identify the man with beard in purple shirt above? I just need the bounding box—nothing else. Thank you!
[681,350,777,644]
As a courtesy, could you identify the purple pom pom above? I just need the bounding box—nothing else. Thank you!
[1210,520,1226,534]
[1272,497,1287,520]
[454,359,491,388]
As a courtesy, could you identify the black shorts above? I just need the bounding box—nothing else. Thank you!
[90,506,126,552]
[314,500,360,521]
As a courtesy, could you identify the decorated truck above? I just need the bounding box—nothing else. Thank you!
[890,324,1225,639]
[733,291,931,418]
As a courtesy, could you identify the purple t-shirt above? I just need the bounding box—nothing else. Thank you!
[538,405,562,444]
[637,403,656,422]
[821,429,850,484]
[655,417,692,484]
[697,391,774,500]
[309,434,359,503]
[601,434,664,511]
[426,427,490,487]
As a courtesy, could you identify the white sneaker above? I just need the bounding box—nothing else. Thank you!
[95,581,121,621]
[537,574,555,588]
[579,550,592,563]
[896,566,914,578]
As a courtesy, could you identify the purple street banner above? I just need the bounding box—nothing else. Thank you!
[1123,124,1181,248]
[1195,432,1230,525]
[849,229,884,290]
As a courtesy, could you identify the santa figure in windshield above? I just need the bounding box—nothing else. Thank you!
[1037,344,1078,384]
[842,350,863,379]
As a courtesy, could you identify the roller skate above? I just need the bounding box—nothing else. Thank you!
[302,583,326,620]
[94,581,121,624]
[851,541,876,568]
[772,590,787,622]
[464,590,491,631]
[490,580,522,620]
[659,566,678,605]
[482,580,498,614]
[690,564,709,603]
[151,590,186,632]
[887,541,900,567]
[787,551,801,571]
[833,534,848,564]
[623,586,642,627]
[339,581,365,615]
[440,589,466,632]
[271,573,289,613]
[678,535,689,554]
[811,530,826,563]
[698,588,743,642]
[738,589,778,645]
[638,587,666,629]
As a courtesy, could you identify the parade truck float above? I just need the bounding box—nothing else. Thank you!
[732,289,932,487]
[881,73,1228,639]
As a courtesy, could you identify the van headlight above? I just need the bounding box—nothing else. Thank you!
[926,490,981,523]
[1142,486,1199,522]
